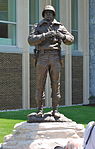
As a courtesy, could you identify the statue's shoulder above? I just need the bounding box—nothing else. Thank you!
[32,20,44,29]
[38,19,48,26]
[30,23,38,33]
[32,23,38,29]
[30,19,47,32]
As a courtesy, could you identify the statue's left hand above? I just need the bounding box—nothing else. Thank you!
[56,31,66,40]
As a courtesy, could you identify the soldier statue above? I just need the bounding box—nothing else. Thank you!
[28,5,74,118]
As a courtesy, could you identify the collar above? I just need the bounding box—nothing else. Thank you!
[38,19,61,26]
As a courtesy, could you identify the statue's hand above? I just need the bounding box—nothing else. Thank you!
[45,30,56,38]
[56,31,66,40]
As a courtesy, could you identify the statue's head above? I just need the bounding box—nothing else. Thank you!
[42,5,56,18]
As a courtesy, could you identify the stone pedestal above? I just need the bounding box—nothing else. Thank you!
[2,115,84,149]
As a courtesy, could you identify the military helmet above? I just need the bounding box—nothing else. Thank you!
[42,5,56,17]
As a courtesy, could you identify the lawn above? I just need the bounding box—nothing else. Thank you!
[0,105,95,143]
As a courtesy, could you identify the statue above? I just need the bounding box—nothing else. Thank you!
[28,5,74,119]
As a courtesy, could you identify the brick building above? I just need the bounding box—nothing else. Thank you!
[0,0,91,110]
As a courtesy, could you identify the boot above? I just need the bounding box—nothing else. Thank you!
[52,107,60,119]
[37,107,44,117]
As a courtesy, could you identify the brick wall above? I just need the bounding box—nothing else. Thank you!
[60,56,65,105]
[30,54,36,108]
[72,56,83,104]
[0,53,22,110]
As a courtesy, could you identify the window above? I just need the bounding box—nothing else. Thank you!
[51,0,60,21]
[71,0,78,50]
[0,0,16,45]
[29,0,39,32]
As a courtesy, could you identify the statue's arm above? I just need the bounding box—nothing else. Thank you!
[59,25,74,45]
[28,25,45,46]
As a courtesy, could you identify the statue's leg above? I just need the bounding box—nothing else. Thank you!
[35,54,48,116]
[49,53,61,117]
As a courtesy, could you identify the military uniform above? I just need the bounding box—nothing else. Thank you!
[28,5,74,116]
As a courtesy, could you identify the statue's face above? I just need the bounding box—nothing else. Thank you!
[44,10,54,21]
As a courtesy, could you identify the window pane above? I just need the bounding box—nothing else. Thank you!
[52,0,60,21]
[0,0,16,22]
[29,0,39,24]
[71,0,78,50]
[0,0,16,45]
[0,23,16,45]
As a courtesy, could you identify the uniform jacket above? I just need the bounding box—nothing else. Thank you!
[28,19,74,51]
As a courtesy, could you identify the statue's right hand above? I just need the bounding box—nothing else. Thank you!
[45,30,56,38]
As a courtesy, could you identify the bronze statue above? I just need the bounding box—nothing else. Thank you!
[28,5,74,118]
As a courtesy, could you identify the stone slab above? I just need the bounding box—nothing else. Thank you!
[2,116,84,149]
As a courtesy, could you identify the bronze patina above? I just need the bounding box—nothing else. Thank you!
[28,5,74,118]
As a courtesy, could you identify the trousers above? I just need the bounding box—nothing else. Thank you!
[35,50,61,109]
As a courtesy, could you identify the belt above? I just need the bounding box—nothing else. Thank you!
[39,49,59,53]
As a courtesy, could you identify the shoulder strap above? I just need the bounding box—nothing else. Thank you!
[84,122,95,149]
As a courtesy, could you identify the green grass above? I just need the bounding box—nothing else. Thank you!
[59,105,95,125]
[0,105,95,143]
